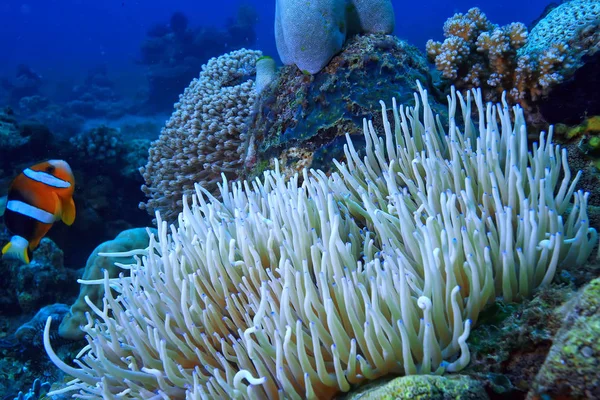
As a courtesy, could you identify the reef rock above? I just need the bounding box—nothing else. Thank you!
[527,277,600,399]
[248,34,440,179]
[0,108,28,170]
[275,0,395,74]
[340,375,489,400]
[0,237,78,314]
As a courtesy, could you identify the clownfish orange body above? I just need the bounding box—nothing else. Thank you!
[1,160,76,264]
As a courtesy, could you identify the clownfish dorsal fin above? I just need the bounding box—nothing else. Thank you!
[61,196,76,226]
[0,195,6,217]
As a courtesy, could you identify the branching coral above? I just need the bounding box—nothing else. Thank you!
[426,7,578,109]
[139,48,262,221]
[45,83,597,399]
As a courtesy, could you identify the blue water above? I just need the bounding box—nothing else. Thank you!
[1,0,553,97]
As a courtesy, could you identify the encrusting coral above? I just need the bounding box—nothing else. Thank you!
[521,0,600,55]
[44,83,597,399]
[139,48,262,221]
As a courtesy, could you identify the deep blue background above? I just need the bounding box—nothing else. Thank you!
[0,0,552,95]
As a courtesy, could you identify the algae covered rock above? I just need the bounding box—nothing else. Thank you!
[14,239,77,313]
[249,34,439,179]
[527,277,600,399]
[0,237,78,314]
[340,375,488,400]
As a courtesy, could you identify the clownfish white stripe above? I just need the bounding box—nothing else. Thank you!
[6,200,56,224]
[23,168,71,188]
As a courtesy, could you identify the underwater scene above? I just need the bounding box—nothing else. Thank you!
[0,0,599,398]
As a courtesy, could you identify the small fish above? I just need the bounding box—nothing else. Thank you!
[1,160,76,264]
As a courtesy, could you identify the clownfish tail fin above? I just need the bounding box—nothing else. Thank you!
[2,236,31,264]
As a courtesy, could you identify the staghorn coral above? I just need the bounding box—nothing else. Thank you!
[139,48,262,221]
[44,84,596,399]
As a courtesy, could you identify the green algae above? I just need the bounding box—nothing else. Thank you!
[340,375,488,400]
[529,278,600,399]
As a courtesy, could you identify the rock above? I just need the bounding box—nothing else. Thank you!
[248,34,440,180]
[0,237,79,315]
[275,0,347,74]
[540,50,600,125]
[462,284,572,397]
[527,277,600,399]
[13,239,78,313]
[275,0,395,74]
[14,303,69,348]
[339,375,489,400]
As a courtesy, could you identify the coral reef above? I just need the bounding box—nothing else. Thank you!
[0,236,78,315]
[121,138,151,180]
[249,34,438,179]
[0,108,28,168]
[0,303,69,398]
[426,3,599,125]
[139,7,258,112]
[17,95,85,139]
[69,125,125,167]
[44,85,596,398]
[525,0,600,125]
[275,0,395,73]
[14,66,138,139]
[65,66,130,120]
[14,304,70,349]
[426,8,541,107]
[521,0,600,54]
[0,65,43,106]
[139,48,263,221]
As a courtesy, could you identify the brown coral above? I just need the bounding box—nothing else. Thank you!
[139,49,262,221]
[426,7,582,111]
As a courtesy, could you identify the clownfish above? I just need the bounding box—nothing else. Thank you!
[1,160,76,264]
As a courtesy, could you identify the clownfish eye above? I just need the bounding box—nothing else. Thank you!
[45,165,56,174]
